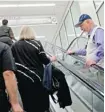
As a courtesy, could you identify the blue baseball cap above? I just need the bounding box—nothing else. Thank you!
[75,14,92,27]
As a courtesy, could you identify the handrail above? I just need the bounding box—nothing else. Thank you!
[44,40,104,71]
[44,41,104,97]
[46,50,104,99]
[57,60,104,97]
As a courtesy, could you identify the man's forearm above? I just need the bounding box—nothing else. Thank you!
[3,71,19,105]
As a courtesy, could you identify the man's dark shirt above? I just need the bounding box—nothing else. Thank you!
[0,42,15,89]
[0,25,14,39]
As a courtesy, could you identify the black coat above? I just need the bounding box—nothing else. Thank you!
[52,66,72,108]
[11,40,50,112]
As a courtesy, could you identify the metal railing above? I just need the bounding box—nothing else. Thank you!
[44,41,104,97]
[44,41,104,112]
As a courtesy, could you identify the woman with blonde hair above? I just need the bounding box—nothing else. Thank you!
[11,26,56,112]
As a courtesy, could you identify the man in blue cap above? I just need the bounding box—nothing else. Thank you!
[67,14,104,67]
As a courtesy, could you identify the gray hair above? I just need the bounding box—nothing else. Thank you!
[19,26,36,40]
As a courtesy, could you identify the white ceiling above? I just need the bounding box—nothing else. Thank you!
[0,1,70,41]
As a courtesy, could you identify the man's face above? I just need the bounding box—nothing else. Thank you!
[79,20,90,32]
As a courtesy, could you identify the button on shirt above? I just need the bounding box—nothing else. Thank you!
[75,25,104,63]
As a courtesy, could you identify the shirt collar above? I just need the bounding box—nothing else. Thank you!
[88,25,97,35]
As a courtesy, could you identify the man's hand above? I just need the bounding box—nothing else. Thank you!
[11,103,23,112]
[67,50,74,55]
[86,59,96,66]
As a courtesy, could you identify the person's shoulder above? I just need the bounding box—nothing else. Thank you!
[31,39,41,47]
[0,41,9,47]
[1,25,11,31]
[7,26,12,30]
[35,40,41,44]
[0,25,4,29]
[96,26,104,32]
[11,40,20,47]
[95,27,104,35]
[0,25,3,28]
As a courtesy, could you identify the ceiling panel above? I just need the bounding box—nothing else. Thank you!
[0,1,70,41]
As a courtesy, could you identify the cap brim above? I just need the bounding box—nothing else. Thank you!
[75,21,83,27]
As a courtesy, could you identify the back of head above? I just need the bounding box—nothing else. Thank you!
[19,26,36,40]
[0,19,10,37]
[2,19,8,26]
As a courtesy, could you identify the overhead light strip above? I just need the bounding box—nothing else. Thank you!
[0,3,56,8]
[0,16,57,25]
[19,4,56,7]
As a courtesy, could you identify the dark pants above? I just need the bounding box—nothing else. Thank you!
[16,72,49,112]
[0,91,11,112]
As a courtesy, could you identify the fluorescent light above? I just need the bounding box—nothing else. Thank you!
[19,4,56,7]
[0,5,17,7]
[7,18,52,26]
[0,3,56,8]
[0,16,57,26]
[36,36,45,38]
[10,24,56,27]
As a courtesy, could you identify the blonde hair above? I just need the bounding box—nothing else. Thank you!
[19,26,36,40]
